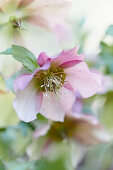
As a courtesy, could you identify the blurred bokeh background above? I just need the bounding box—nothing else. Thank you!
[0,0,113,169]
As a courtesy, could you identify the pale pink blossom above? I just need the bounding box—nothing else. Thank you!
[0,0,70,30]
[13,47,102,122]
[33,112,110,146]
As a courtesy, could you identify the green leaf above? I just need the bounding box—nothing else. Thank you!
[35,158,68,170]
[0,159,5,170]
[0,45,39,72]
[99,92,113,129]
[99,42,113,73]
[6,158,68,170]
[0,124,32,161]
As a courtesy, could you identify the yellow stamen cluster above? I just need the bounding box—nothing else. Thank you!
[34,66,66,93]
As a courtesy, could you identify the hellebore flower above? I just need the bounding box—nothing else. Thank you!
[0,0,69,33]
[33,112,110,146]
[13,47,102,122]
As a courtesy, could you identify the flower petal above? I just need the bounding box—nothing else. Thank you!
[40,86,75,121]
[40,92,65,122]
[33,124,50,138]
[14,73,34,92]
[19,0,34,7]
[59,86,75,111]
[0,0,20,13]
[51,47,84,68]
[14,62,50,93]
[13,82,43,122]
[65,62,102,98]
[66,112,110,145]
[27,0,70,29]
[37,52,51,67]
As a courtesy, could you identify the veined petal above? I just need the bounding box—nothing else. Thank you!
[65,62,102,98]
[40,92,65,122]
[40,86,75,121]
[13,82,43,122]
[59,86,75,111]
[51,47,84,68]
[14,73,34,92]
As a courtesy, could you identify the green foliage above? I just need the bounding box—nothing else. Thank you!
[35,158,68,170]
[0,45,39,72]
[77,143,113,170]
[5,158,68,170]
[0,159,5,170]
[0,123,32,161]
[99,41,113,74]
[99,92,113,129]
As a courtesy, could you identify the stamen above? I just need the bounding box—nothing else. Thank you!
[35,66,66,97]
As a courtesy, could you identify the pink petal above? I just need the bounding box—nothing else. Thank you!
[13,82,43,122]
[14,62,50,92]
[19,0,34,7]
[72,97,83,113]
[33,124,50,138]
[40,92,65,122]
[59,86,75,111]
[40,86,75,121]
[37,52,51,67]
[14,73,34,92]
[53,22,73,43]
[73,112,99,125]
[65,62,102,98]
[27,0,70,29]
[63,82,74,91]
[51,47,84,68]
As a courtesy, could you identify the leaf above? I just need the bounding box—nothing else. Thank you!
[0,45,39,72]
[35,158,68,170]
[99,42,113,73]
[6,158,68,170]
[0,123,32,161]
[99,92,113,129]
[0,159,5,170]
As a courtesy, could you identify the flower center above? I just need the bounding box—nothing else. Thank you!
[35,66,66,93]
[9,16,22,29]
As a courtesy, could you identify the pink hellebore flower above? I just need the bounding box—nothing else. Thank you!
[13,47,102,122]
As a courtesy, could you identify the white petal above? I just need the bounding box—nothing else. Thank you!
[13,82,43,122]
[59,86,75,111]
[40,92,65,122]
